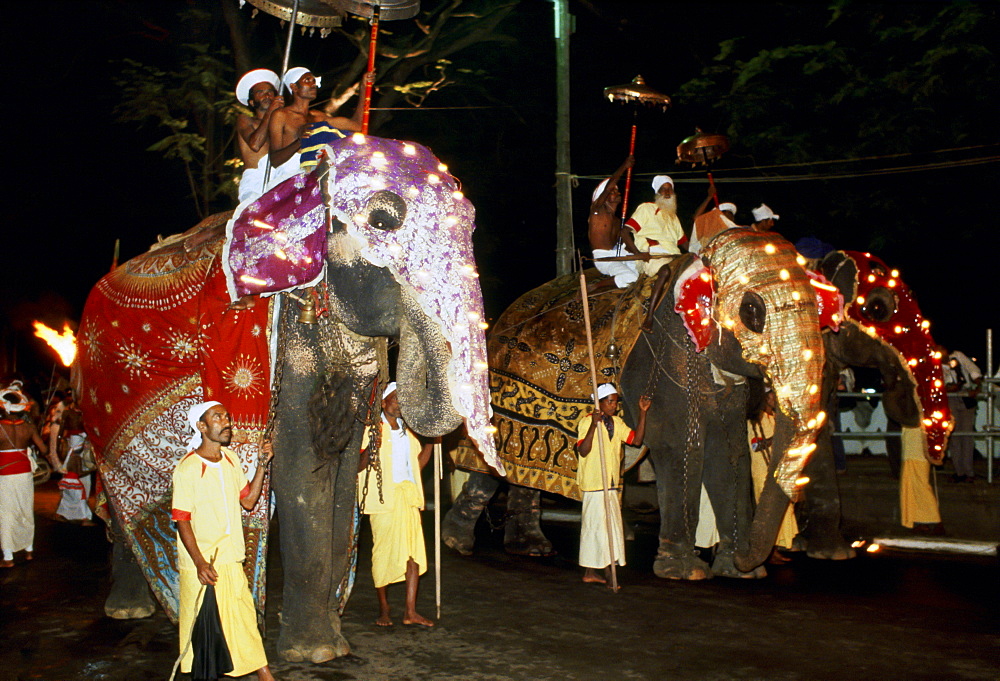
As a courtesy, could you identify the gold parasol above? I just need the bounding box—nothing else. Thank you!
[244,0,344,29]
[676,128,730,209]
[322,0,421,21]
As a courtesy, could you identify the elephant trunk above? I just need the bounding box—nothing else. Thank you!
[396,294,464,437]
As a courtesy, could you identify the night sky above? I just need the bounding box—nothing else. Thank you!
[4,0,998,387]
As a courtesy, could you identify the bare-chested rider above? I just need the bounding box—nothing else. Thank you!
[589,155,641,288]
[268,67,364,182]
[234,69,283,203]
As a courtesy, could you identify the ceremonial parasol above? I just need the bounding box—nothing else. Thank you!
[676,128,730,209]
[603,75,671,222]
[322,0,421,133]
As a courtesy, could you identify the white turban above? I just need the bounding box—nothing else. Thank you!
[592,179,610,203]
[187,401,222,451]
[752,204,780,222]
[282,67,321,94]
[718,202,737,214]
[235,68,280,106]
[383,382,398,400]
[651,176,673,192]
[592,383,618,401]
[0,387,27,413]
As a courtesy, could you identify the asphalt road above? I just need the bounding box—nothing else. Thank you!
[1,481,997,681]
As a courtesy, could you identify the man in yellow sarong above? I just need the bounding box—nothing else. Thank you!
[358,382,434,627]
[171,401,276,681]
[575,383,650,585]
[748,390,798,564]
[900,425,942,530]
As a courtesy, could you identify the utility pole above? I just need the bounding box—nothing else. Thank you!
[553,0,573,276]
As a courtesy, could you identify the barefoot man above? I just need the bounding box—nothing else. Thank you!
[575,384,650,585]
[359,383,435,627]
[234,69,283,203]
[0,386,48,568]
[589,155,640,288]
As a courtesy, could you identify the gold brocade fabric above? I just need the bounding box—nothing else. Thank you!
[701,229,826,498]
[451,271,654,500]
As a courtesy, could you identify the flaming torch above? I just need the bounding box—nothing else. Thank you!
[32,321,77,367]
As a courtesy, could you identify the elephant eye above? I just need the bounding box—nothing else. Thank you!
[366,190,407,231]
[860,286,897,323]
[739,291,767,334]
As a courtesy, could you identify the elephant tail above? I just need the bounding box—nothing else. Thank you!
[309,370,358,461]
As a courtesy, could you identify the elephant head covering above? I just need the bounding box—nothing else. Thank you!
[187,401,222,451]
[593,383,618,401]
[282,67,320,93]
[592,179,610,203]
[652,176,673,192]
[235,69,280,106]
[752,204,780,222]
[0,386,27,413]
[382,382,398,400]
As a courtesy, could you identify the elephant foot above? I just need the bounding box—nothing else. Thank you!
[653,551,712,580]
[104,603,156,620]
[441,511,476,556]
[504,534,556,557]
[712,554,767,579]
[806,544,856,561]
[279,636,350,664]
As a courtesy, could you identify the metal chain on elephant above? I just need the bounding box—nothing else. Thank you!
[681,341,701,543]
[262,298,291,446]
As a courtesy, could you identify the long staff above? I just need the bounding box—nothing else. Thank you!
[264,0,301,189]
[619,112,638,224]
[433,441,442,619]
[361,3,381,134]
[578,265,619,592]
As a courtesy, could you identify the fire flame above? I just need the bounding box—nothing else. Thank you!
[32,321,77,367]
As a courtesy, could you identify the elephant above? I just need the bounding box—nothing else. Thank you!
[74,135,500,663]
[446,229,834,579]
[792,248,952,559]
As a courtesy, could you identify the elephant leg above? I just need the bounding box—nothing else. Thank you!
[503,485,554,557]
[103,512,156,619]
[441,471,499,556]
[797,422,856,560]
[704,397,766,579]
[652,442,711,581]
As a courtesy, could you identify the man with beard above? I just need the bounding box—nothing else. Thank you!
[171,402,275,681]
[235,69,283,203]
[588,155,638,288]
[622,175,688,276]
[268,67,364,183]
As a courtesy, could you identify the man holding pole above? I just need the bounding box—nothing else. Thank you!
[234,68,284,203]
[358,382,435,627]
[575,384,650,585]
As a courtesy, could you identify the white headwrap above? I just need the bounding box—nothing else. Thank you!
[383,382,398,400]
[282,67,321,94]
[651,176,673,193]
[591,179,610,203]
[592,383,618,401]
[752,203,780,222]
[187,401,222,450]
[719,202,737,214]
[0,387,27,413]
[235,68,280,106]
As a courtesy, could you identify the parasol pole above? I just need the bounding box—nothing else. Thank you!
[578,256,619,592]
[433,441,442,619]
[264,0,301,188]
[619,113,638,223]
[702,148,720,209]
[361,3,381,134]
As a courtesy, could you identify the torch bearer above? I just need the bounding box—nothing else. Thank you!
[602,75,671,224]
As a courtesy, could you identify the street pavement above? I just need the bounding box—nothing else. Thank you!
[1,480,997,681]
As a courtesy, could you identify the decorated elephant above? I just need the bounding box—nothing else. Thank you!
[448,229,837,578]
[74,136,500,663]
[792,248,951,559]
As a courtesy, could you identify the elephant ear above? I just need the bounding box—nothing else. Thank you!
[673,258,715,352]
[806,270,844,331]
[818,250,858,303]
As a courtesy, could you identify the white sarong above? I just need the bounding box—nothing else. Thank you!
[238,164,267,203]
[579,490,626,568]
[57,473,92,521]
[0,471,34,559]
[264,153,302,194]
[592,248,638,288]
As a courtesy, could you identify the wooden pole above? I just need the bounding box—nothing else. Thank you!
[619,117,638,223]
[264,0,300,189]
[361,4,380,134]
[553,0,573,276]
[578,267,619,592]
[434,441,442,619]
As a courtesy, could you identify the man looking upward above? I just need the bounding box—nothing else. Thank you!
[234,69,283,203]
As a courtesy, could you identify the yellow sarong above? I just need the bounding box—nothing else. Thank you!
[900,426,941,527]
[178,562,267,676]
[369,480,427,588]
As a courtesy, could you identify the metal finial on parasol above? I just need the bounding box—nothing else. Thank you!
[677,128,731,209]
[603,75,671,111]
[602,75,671,225]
